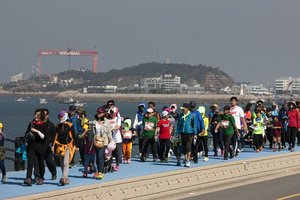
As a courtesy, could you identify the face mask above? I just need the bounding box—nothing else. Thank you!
[60,114,68,123]
[99,116,105,121]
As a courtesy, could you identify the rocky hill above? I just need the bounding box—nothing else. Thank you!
[3,62,235,92]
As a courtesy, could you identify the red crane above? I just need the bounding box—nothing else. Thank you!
[37,49,98,76]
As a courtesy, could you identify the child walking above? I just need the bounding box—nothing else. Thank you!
[272,116,283,152]
[252,111,266,152]
[82,123,96,178]
[121,118,135,164]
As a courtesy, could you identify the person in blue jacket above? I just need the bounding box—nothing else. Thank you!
[188,101,205,163]
[176,103,197,167]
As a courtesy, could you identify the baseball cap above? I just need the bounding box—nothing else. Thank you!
[58,110,67,118]
[210,103,219,108]
[96,106,105,113]
[162,110,169,117]
[69,105,77,112]
[180,103,189,109]
[224,105,231,110]
[147,108,154,113]
[189,101,197,108]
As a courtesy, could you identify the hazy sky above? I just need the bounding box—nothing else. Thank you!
[1,0,300,84]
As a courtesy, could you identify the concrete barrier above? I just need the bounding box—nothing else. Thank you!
[14,152,300,200]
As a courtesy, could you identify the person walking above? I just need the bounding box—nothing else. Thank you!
[215,105,237,160]
[286,101,300,152]
[155,111,172,163]
[24,109,51,186]
[177,103,197,167]
[52,111,77,186]
[92,107,112,179]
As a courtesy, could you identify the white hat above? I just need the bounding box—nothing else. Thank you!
[162,110,169,117]
[147,108,154,113]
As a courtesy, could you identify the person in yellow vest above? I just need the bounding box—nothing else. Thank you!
[52,111,78,186]
[195,106,209,162]
[252,111,266,152]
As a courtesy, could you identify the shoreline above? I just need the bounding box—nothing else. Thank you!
[0,90,273,104]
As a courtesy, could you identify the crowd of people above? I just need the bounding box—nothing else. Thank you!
[1,97,300,186]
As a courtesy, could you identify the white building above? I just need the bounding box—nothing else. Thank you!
[11,73,24,82]
[245,84,272,95]
[275,77,300,94]
[140,74,181,92]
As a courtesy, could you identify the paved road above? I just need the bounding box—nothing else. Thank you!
[183,173,300,200]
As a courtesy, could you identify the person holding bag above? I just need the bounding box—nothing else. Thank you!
[93,107,112,179]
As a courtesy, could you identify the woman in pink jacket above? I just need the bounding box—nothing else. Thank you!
[286,101,300,152]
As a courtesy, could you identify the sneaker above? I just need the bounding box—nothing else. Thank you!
[59,178,69,186]
[199,151,203,156]
[176,162,181,166]
[256,149,260,152]
[1,175,7,183]
[36,178,44,185]
[203,157,209,162]
[291,148,294,152]
[51,174,57,180]
[127,159,131,164]
[96,173,104,180]
[24,178,32,186]
[185,161,191,168]
[140,156,146,162]
[114,165,120,171]
[82,173,88,178]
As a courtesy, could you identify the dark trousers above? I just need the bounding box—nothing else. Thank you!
[112,142,122,166]
[297,130,300,145]
[159,139,171,160]
[281,128,287,147]
[142,137,157,159]
[83,154,96,174]
[27,147,45,180]
[95,146,106,173]
[212,131,224,153]
[77,137,85,164]
[287,127,298,149]
[223,134,233,159]
[181,134,193,155]
[0,159,6,176]
[253,134,263,150]
[266,128,273,148]
[34,146,57,178]
[192,136,208,161]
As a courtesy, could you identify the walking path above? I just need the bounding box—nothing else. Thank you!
[1,146,299,200]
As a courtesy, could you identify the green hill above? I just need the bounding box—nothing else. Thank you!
[3,62,235,92]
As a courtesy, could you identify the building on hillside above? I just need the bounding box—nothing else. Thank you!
[275,77,300,95]
[86,85,117,93]
[140,74,181,92]
[245,84,272,95]
[11,73,24,82]
[180,84,205,94]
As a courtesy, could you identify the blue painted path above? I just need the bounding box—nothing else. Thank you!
[0,146,298,199]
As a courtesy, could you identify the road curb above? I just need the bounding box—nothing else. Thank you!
[12,152,300,200]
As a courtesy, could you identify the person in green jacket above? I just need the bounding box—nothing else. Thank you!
[215,105,238,160]
[140,108,158,162]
